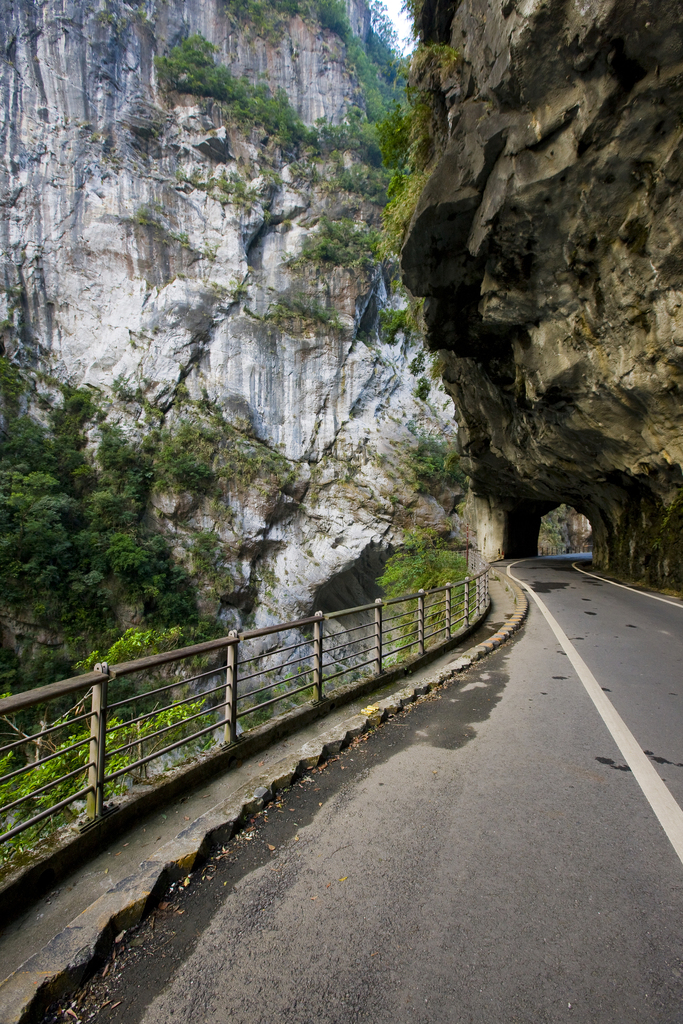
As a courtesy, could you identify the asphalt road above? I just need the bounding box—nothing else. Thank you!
[53,557,683,1024]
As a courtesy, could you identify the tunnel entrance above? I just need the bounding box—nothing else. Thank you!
[505,500,555,558]
[503,501,593,558]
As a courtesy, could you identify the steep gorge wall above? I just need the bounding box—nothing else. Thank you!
[0,0,461,674]
[402,0,683,587]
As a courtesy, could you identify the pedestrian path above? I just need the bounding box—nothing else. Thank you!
[0,573,523,1024]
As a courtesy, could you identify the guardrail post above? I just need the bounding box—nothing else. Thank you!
[485,569,489,606]
[463,577,470,628]
[417,589,425,655]
[446,585,452,639]
[224,632,239,744]
[313,611,324,701]
[374,599,383,675]
[88,663,109,820]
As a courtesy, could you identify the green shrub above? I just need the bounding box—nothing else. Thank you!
[292,216,381,270]
[0,358,25,405]
[154,421,219,495]
[379,308,408,344]
[406,428,466,490]
[176,170,263,209]
[189,531,234,599]
[409,349,425,375]
[77,625,183,672]
[315,108,384,167]
[378,529,467,596]
[222,0,303,43]
[413,376,430,401]
[322,162,390,204]
[380,167,429,256]
[264,293,343,332]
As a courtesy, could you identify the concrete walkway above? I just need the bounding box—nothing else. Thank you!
[0,572,524,1024]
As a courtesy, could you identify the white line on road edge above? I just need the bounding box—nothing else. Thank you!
[572,561,683,609]
[508,559,683,868]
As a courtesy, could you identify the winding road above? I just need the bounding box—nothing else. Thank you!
[66,557,683,1024]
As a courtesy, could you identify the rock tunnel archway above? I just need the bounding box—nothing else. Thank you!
[467,494,593,561]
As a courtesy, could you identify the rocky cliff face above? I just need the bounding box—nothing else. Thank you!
[402,0,683,588]
[0,0,460,671]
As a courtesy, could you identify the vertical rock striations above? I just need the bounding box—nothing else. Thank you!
[401,0,683,587]
[0,0,461,671]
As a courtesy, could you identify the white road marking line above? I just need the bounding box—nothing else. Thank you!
[572,561,683,609]
[508,559,683,867]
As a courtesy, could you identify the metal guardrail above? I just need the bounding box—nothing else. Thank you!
[537,545,593,556]
[0,553,490,850]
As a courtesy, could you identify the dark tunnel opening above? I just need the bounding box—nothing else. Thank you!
[505,501,593,557]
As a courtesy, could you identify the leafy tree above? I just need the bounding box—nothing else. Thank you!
[378,529,467,596]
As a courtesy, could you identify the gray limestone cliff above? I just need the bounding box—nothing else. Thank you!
[0,0,461,671]
[401,0,683,588]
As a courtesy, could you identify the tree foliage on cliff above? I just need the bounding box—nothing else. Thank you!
[292,216,381,270]
[377,43,460,254]
[220,0,402,121]
[378,529,467,596]
[0,361,292,694]
[155,36,316,150]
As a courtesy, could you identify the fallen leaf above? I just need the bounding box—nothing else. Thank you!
[114,852,121,857]
[259,760,265,766]
[101,965,110,979]
[371,952,379,957]
[339,876,347,882]
[103,868,109,875]
[184,816,190,820]
[310,896,318,900]
[100,999,111,1007]
[326,883,331,888]
[267,844,275,851]
[158,902,170,911]
[289,808,295,811]
[123,843,129,847]
[111,1002,122,1009]
[176,909,185,915]
[114,932,124,944]
[66,1009,78,1020]
[294,835,299,841]
[182,877,190,887]
[319,802,322,806]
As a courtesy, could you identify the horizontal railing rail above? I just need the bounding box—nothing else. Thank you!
[537,544,593,556]
[0,553,491,854]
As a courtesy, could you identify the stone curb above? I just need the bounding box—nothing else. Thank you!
[0,579,528,1024]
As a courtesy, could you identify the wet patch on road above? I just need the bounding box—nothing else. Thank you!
[644,751,683,768]
[596,756,631,772]
[530,581,572,593]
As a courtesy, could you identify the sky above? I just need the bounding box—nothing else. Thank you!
[382,0,414,54]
